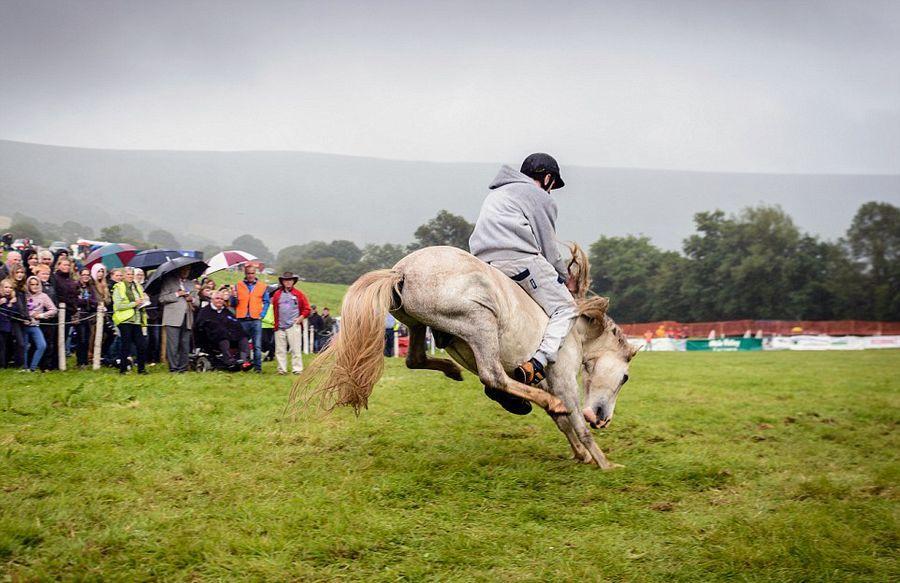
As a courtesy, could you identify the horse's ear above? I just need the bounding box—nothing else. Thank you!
[578,296,609,323]
[629,343,641,360]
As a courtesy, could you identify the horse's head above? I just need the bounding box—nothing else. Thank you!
[576,296,639,429]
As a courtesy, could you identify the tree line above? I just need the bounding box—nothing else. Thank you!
[8,202,897,322]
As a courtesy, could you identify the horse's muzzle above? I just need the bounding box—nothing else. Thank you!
[584,406,611,429]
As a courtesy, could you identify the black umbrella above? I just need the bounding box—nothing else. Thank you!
[144,256,208,294]
[128,249,184,271]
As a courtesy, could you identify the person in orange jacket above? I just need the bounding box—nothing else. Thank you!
[231,263,270,372]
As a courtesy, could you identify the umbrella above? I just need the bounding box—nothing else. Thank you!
[144,256,208,294]
[128,249,184,271]
[204,250,258,275]
[84,243,138,270]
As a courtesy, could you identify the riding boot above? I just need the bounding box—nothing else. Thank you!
[483,385,533,415]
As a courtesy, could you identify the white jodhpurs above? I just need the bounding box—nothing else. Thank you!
[490,254,578,366]
[275,323,304,373]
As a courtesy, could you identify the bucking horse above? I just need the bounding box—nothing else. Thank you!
[287,244,638,468]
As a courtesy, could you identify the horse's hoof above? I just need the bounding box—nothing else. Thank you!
[547,400,569,415]
[445,368,464,382]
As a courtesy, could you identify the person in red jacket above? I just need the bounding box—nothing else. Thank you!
[271,272,311,375]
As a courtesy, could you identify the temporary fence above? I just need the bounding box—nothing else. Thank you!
[631,334,900,352]
[7,303,437,370]
[620,319,900,338]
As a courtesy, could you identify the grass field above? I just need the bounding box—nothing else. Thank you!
[1,350,898,581]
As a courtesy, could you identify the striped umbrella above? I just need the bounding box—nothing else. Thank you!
[203,250,258,275]
[84,243,138,270]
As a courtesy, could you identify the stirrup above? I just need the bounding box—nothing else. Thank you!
[514,358,546,385]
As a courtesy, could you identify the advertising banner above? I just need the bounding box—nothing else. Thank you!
[686,337,763,352]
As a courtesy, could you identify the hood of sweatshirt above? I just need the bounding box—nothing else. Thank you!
[488,165,536,190]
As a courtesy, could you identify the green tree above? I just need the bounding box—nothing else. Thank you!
[589,235,681,323]
[231,234,274,263]
[99,224,144,246]
[9,221,44,244]
[361,243,407,269]
[99,225,124,242]
[59,221,94,241]
[147,229,181,249]
[409,210,474,251]
[846,202,900,319]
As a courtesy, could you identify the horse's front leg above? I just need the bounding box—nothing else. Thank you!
[544,370,592,463]
[546,341,620,469]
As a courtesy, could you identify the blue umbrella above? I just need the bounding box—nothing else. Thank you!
[128,249,184,271]
[144,256,208,294]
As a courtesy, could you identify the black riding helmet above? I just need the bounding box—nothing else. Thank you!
[521,153,565,189]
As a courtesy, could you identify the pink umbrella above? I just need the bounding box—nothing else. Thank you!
[203,250,258,275]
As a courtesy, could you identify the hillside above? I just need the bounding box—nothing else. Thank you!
[2,140,898,250]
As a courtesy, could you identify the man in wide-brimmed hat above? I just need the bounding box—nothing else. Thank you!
[271,271,311,374]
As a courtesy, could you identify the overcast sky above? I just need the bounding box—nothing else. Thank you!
[1,0,898,173]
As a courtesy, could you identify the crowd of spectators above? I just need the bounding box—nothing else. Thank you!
[0,245,336,373]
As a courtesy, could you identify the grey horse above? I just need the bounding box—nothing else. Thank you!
[289,245,637,468]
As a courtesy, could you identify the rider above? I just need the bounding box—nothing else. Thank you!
[469,153,578,394]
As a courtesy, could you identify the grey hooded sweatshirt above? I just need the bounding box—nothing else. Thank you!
[469,165,568,278]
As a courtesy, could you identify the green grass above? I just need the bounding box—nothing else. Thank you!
[1,351,898,581]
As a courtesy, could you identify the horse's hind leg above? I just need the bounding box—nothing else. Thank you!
[405,323,463,381]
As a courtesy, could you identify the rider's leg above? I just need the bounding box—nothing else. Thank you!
[491,255,578,382]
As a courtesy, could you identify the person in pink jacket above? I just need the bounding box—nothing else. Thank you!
[23,276,57,371]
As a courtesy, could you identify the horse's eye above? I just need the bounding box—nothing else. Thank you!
[622,374,629,384]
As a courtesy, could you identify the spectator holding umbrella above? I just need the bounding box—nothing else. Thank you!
[112,267,148,374]
[159,265,199,373]
[232,263,269,373]
[271,272,310,375]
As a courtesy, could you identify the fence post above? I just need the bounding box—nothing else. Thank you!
[427,327,435,355]
[301,320,309,354]
[57,303,67,371]
[308,326,315,354]
[93,305,105,370]
[393,330,400,358]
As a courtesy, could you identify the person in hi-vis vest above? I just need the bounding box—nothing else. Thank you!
[231,263,270,372]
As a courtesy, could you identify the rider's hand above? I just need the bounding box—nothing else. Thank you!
[565,275,578,293]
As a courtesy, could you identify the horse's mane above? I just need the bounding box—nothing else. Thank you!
[566,242,608,326]
[567,244,632,358]
[566,242,592,300]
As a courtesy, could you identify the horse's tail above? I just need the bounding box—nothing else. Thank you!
[286,269,403,417]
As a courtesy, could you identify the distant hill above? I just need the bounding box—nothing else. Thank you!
[2,139,898,251]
